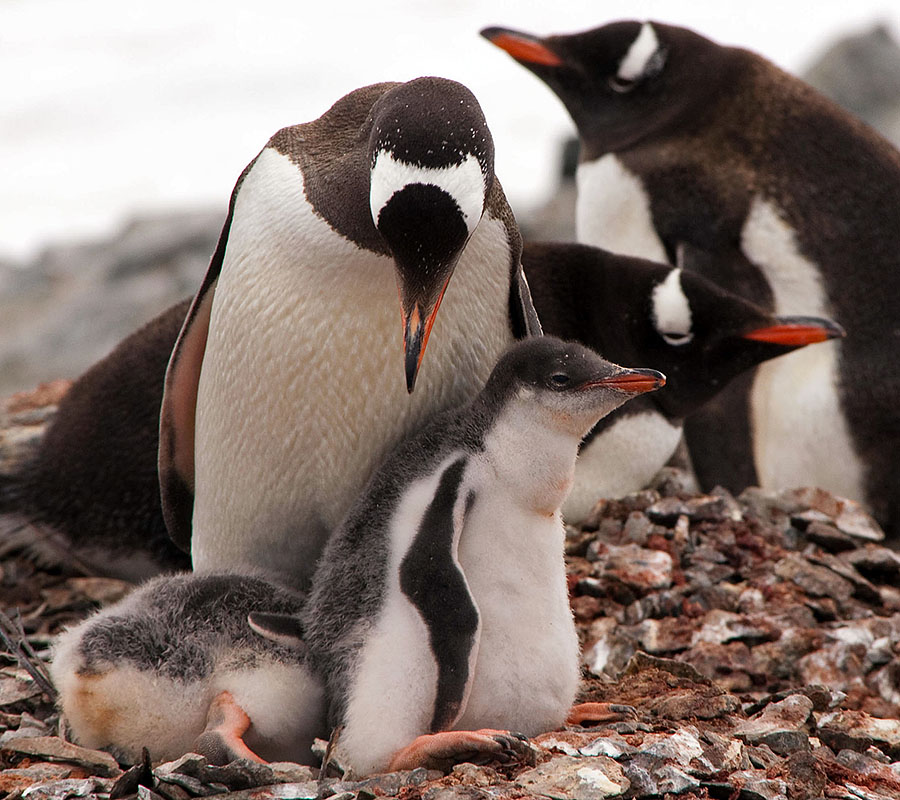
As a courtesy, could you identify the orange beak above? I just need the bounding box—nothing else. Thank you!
[401,277,452,394]
[583,368,666,395]
[481,27,563,67]
[742,316,845,347]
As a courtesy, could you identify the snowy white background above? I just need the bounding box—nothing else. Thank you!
[3,0,899,260]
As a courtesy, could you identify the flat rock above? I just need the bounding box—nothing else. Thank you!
[592,543,674,591]
[775,553,854,601]
[517,755,629,799]
[1,736,122,778]
[733,696,814,755]
[818,711,900,759]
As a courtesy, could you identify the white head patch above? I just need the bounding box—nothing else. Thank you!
[651,268,693,345]
[617,22,663,83]
[369,149,486,236]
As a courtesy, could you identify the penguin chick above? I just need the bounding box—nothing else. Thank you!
[159,77,540,590]
[293,335,663,777]
[482,21,900,538]
[522,241,843,521]
[0,301,191,580]
[49,573,325,765]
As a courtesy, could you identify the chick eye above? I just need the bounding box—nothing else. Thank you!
[550,373,571,387]
[608,75,637,94]
[661,331,694,346]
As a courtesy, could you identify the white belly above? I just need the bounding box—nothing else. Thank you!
[576,153,668,261]
[191,148,514,584]
[751,343,865,501]
[564,411,683,522]
[742,197,866,503]
[454,490,579,736]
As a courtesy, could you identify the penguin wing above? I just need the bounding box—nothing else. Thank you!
[158,274,217,551]
[399,458,480,732]
[158,200,242,551]
[514,266,544,337]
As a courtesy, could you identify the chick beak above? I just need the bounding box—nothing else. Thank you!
[583,368,666,395]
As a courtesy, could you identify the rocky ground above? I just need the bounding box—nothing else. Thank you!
[2,387,900,800]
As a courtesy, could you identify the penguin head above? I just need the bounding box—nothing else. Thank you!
[368,77,495,392]
[481,21,734,154]
[485,336,665,438]
[617,261,844,419]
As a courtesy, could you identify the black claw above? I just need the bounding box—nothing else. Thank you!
[609,704,638,717]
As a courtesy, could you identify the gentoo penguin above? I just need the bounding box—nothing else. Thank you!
[285,336,664,777]
[159,77,541,589]
[49,572,325,765]
[482,21,900,538]
[0,301,191,580]
[522,241,844,522]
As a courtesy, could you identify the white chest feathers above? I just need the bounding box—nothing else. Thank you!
[564,411,683,523]
[576,154,668,262]
[337,406,583,775]
[191,147,514,582]
[741,196,866,502]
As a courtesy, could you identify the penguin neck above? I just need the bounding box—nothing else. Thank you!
[479,392,583,517]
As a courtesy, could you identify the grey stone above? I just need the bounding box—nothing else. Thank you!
[19,777,115,800]
[1,736,122,778]
[818,711,900,759]
[843,547,900,583]
[578,735,638,759]
[774,553,854,600]
[516,755,629,799]
[732,696,813,755]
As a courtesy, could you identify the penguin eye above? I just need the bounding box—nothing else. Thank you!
[549,372,571,388]
[661,331,694,346]
[608,75,637,94]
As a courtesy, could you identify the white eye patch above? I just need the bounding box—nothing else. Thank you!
[652,268,694,345]
[617,22,665,83]
[369,149,486,236]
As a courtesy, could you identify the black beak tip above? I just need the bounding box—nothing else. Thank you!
[405,348,419,394]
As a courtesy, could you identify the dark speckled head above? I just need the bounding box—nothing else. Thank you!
[481,21,741,157]
[368,78,497,391]
[479,335,664,431]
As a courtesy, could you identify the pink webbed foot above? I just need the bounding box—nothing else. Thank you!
[567,701,638,727]
[388,729,530,772]
[193,691,267,765]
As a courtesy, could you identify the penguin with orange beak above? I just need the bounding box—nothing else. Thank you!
[158,77,540,590]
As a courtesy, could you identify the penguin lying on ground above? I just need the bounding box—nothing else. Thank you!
[280,335,664,776]
[0,301,191,580]
[158,76,541,591]
[482,21,900,539]
[49,573,325,765]
[51,336,660,772]
[522,241,844,522]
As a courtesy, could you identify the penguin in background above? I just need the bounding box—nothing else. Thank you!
[158,77,541,590]
[482,21,900,538]
[0,301,191,580]
[50,572,325,765]
[249,336,664,777]
[522,241,843,522]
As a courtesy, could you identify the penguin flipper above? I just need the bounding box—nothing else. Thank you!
[158,278,217,552]
[514,268,543,338]
[247,611,308,652]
